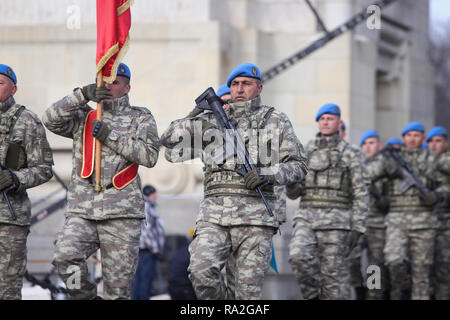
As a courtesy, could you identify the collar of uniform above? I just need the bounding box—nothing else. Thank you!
[101,94,130,113]
[315,132,341,149]
[0,96,15,113]
[401,145,422,155]
[227,96,261,118]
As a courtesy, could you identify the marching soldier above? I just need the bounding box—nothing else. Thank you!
[360,130,390,299]
[287,103,370,300]
[426,126,450,300]
[43,63,160,299]
[0,64,54,299]
[368,122,449,299]
[161,63,308,299]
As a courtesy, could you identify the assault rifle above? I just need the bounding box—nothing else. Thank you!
[0,166,17,220]
[194,87,274,216]
[380,145,429,199]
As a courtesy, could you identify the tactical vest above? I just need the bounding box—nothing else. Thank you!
[301,137,352,209]
[0,103,26,170]
[81,109,138,190]
[203,104,276,200]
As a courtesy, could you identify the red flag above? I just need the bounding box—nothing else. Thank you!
[96,0,133,83]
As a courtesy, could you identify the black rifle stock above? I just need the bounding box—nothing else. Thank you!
[381,145,429,199]
[0,167,17,220]
[195,87,274,216]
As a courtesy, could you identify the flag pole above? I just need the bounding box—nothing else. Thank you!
[94,69,103,192]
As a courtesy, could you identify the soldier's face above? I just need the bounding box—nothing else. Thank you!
[403,131,425,149]
[230,77,262,103]
[104,76,130,99]
[318,114,341,136]
[428,136,448,154]
[362,137,381,158]
[0,74,17,103]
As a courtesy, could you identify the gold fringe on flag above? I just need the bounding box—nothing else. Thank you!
[117,0,134,16]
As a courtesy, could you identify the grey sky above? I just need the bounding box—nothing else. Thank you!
[430,0,450,24]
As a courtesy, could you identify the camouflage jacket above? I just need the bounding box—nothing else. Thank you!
[42,89,159,220]
[365,153,388,229]
[368,146,449,229]
[287,134,370,233]
[433,150,450,227]
[161,96,308,228]
[0,96,54,226]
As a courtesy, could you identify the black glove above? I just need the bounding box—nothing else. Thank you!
[375,195,390,214]
[346,230,363,257]
[0,169,19,192]
[423,191,440,207]
[92,120,110,142]
[81,83,109,103]
[244,168,273,190]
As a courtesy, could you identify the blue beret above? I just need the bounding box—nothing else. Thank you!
[216,84,230,98]
[96,62,131,83]
[426,126,448,143]
[315,103,341,122]
[0,64,17,84]
[341,121,346,131]
[226,63,261,87]
[401,122,425,136]
[386,137,403,146]
[422,143,428,150]
[360,129,379,146]
[117,62,131,79]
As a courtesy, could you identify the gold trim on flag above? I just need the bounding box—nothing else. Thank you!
[101,35,131,84]
[117,0,134,16]
[96,43,119,80]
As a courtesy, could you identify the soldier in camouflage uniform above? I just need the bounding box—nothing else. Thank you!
[368,122,449,300]
[0,64,54,299]
[339,123,367,300]
[161,63,308,299]
[287,103,370,300]
[426,126,450,300]
[42,63,160,300]
[360,130,390,299]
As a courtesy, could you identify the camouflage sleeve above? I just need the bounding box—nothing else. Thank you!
[347,147,370,234]
[265,114,308,185]
[434,153,450,203]
[102,110,160,168]
[42,88,89,139]
[438,152,450,175]
[161,113,205,163]
[14,112,53,192]
[365,155,387,181]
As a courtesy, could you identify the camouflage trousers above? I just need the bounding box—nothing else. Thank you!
[340,235,365,299]
[365,227,389,299]
[188,221,274,300]
[384,221,435,300]
[0,224,29,300]
[434,226,450,300]
[52,216,141,300]
[288,221,349,300]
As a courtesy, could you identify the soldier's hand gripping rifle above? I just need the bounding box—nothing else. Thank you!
[194,87,274,216]
[0,166,17,220]
[380,144,429,199]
